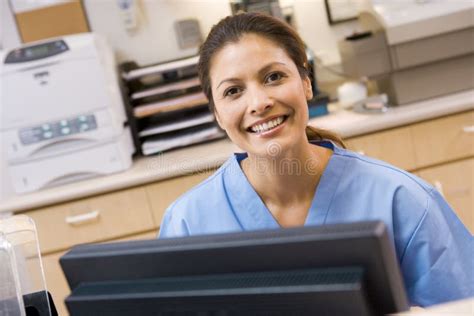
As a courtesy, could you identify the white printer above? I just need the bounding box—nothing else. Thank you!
[0,33,135,193]
[338,0,474,105]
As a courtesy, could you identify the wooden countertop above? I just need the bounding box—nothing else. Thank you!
[1,90,473,214]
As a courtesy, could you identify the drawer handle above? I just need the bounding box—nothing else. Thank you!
[463,125,474,133]
[65,210,100,226]
[433,180,444,197]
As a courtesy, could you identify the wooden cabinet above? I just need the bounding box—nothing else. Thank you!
[411,111,474,168]
[346,110,474,171]
[345,126,417,170]
[26,186,156,254]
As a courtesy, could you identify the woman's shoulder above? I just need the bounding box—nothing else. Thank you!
[159,154,243,237]
[330,145,444,221]
[334,145,434,195]
[164,155,237,216]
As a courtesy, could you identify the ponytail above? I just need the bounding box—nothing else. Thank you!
[305,126,346,148]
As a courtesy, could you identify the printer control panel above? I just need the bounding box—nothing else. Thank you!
[4,40,69,64]
[19,115,97,145]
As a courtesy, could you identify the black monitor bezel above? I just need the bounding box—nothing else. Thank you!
[60,221,409,314]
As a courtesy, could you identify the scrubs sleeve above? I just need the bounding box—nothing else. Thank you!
[401,189,473,307]
[158,202,190,239]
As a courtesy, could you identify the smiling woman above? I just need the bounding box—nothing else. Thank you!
[198,13,345,151]
[159,13,473,308]
[209,33,314,158]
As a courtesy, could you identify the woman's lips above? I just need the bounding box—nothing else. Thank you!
[251,115,288,138]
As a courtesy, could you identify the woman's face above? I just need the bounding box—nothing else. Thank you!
[209,33,313,158]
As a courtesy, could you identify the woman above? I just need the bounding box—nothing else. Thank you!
[159,13,472,307]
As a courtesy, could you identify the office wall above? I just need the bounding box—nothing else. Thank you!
[82,0,365,66]
[0,1,18,200]
[293,0,365,65]
[0,0,22,50]
[1,0,367,66]
[0,56,16,201]
[83,0,231,66]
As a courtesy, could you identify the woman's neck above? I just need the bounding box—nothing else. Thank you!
[242,140,332,209]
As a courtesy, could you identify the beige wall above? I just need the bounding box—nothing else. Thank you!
[83,0,231,66]
[2,0,368,65]
[82,0,366,66]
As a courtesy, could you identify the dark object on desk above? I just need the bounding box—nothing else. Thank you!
[60,221,409,316]
[346,31,373,41]
[23,291,58,316]
[308,92,330,118]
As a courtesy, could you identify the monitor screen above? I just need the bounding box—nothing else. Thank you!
[60,221,409,315]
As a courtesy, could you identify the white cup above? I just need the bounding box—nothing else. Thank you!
[337,81,368,109]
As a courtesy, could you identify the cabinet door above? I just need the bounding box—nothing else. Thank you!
[25,187,155,254]
[418,158,473,234]
[146,171,215,227]
[412,110,474,168]
[43,231,158,316]
[345,126,417,171]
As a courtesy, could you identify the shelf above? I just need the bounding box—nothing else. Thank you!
[133,91,208,118]
[131,77,201,101]
[123,56,199,81]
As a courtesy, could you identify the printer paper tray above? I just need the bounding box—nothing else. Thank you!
[8,129,133,194]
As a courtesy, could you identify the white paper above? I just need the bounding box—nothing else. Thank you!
[142,126,224,155]
[139,112,215,137]
[131,77,201,100]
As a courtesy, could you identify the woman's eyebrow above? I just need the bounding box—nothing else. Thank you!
[257,62,287,76]
[216,78,240,90]
[216,62,288,90]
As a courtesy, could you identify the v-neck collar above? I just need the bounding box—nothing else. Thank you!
[223,142,348,230]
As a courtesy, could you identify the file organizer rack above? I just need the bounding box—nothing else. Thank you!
[120,56,225,156]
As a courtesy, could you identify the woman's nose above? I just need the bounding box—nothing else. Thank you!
[247,86,273,115]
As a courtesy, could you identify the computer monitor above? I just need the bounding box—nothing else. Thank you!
[60,221,409,315]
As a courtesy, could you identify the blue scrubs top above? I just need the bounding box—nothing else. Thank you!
[159,141,473,307]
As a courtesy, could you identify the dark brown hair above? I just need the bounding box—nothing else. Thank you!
[198,12,345,148]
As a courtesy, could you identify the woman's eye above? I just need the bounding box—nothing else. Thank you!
[265,72,284,84]
[224,87,241,97]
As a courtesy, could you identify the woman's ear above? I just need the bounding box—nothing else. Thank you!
[303,76,313,101]
[214,109,224,130]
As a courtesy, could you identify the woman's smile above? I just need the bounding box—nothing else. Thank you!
[246,114,289,138]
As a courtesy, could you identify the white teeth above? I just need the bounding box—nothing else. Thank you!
[250,116,285,133]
